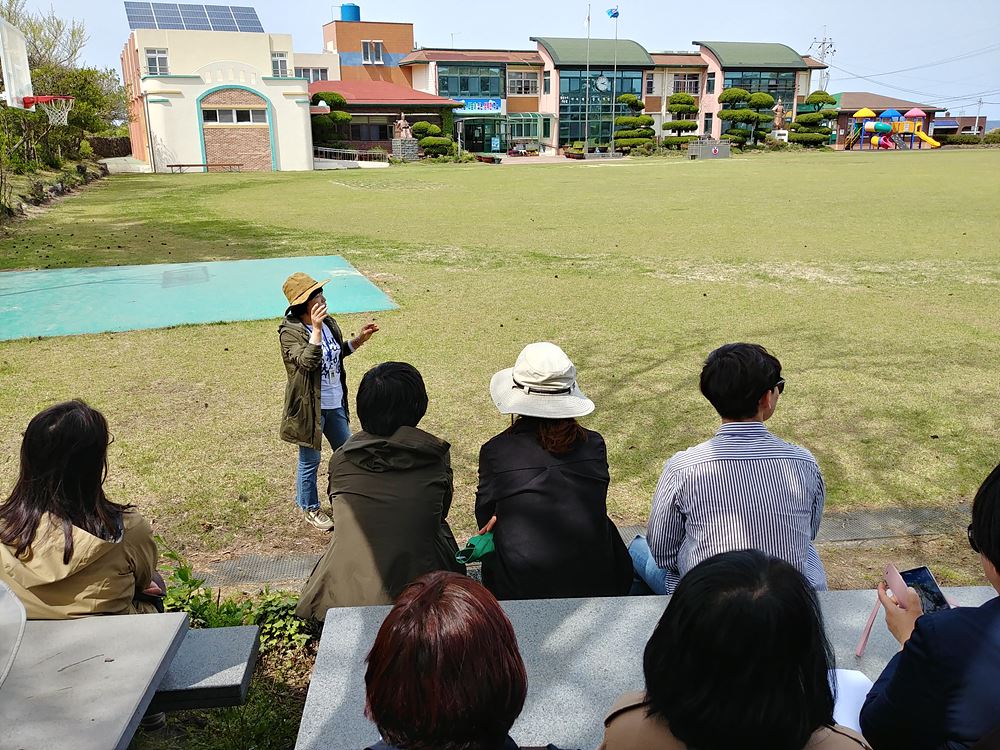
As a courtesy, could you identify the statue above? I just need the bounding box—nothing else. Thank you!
[772,97,786,130]
[393,113,413,140]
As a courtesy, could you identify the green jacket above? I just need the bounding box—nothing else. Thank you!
[295,426,465,618]
[278,314,354,449]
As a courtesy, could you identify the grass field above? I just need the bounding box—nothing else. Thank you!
[1,150,998,567]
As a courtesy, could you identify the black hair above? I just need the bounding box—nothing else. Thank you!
[972,463,1000,571]
[356,362,429,436]
[288,288,323,319]
[643,550,835,750]
[700,343,782,420]
[0,400,130,564]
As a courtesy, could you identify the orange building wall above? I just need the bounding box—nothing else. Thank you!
[323,20,413,86]
[120,34,148,162]
[643,95,662,113]
[507,96,540,113]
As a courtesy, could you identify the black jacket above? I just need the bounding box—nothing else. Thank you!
[474,419,632,600]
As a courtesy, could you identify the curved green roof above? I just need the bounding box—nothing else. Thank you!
[693,41,809,70]
[531,36,653,67]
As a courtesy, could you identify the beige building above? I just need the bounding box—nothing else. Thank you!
[122,27,320,171]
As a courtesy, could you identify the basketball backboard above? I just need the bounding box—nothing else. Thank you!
[0,18,33,110]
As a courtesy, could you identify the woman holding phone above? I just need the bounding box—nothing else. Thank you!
[279,272,378,530]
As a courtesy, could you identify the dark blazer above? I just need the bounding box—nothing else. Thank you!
[474,419,632,600]
[860,595,1000,750]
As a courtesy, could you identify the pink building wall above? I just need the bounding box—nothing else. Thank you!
[698,48,723,139]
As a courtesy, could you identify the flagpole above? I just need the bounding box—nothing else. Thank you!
[610,11,618,155]
[584,3,591,158]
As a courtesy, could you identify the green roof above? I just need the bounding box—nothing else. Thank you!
[692,41,808,70]
[531,37,653,67]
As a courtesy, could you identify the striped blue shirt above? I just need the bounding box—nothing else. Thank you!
[647,421,827,592]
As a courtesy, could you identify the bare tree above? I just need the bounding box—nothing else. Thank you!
[0,0,88,70]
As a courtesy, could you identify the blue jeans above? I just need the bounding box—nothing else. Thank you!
[295,408,352,511]
[629,535,672,595]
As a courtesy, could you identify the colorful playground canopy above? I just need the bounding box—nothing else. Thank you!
[903,108,927,118]
[853,108,876,118]
[879,109,902,120]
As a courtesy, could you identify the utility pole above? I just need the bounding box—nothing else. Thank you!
[809,27,837,92]
[975,97,984,140]
[450,32,459,48]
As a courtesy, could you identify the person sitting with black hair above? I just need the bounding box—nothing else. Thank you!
[630,342,828,594]
[860,463,1000,750]
[296,362,465,618]
[600,550,870,750]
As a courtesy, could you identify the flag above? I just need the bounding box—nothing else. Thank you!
[607,6,619,17]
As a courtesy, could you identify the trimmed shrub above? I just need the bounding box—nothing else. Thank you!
[614,115,643,128]
[613,128,656,139]
[795,125,832,136]
[411,121,441,138]
[804,90,837,107]
[718,87,751,104]
[668,92,696,106]
[662,120,698,132]
[617,93,643,112]
[795,111,826,126]
[311,92,347,108]
[419,135,454,155]
[747,92,775,109]
[635,114,655,128]
[662,135,697,149]
[717,108,758,123]
[667,103,698,115]
[788,132,828,145]
[613,137,654,150]
[720,132,746,145]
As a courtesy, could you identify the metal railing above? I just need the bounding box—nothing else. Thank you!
[313,147,389,163]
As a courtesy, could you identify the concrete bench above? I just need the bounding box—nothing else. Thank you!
[148,625,260,713]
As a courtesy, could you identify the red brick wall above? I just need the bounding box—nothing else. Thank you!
[202,88,267,107]
[201,88,271,171]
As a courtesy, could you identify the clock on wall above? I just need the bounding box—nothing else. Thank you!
[595,75,610,92]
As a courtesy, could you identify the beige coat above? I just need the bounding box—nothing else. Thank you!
[0,511,157,619]
[600,692,872,750]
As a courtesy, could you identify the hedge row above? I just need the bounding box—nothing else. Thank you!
[788,132,828,145]
[87,136,131,158]
[934,132,1000,145]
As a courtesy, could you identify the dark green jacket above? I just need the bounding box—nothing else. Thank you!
[278,314,353,449]
[295,427,465,618]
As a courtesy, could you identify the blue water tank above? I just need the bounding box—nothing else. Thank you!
[341,3,361,21]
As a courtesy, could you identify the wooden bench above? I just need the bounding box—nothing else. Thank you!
[148,625,260,713]
[167,163,243,173]
[474,153,503,165]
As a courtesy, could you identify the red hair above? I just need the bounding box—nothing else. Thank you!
[365,572,527,750]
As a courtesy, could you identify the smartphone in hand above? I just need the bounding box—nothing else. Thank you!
[899,565,951,614]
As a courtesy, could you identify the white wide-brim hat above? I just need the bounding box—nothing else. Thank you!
[489,342,595,419]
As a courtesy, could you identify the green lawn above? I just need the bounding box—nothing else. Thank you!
[1,150,998,555]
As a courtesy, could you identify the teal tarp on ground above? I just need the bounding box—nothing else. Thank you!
[0,256,396,341]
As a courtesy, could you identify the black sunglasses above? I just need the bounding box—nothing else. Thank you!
[968,523,980,554]
[775,379,785,394]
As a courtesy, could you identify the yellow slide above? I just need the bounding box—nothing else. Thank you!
[915,130,941,148]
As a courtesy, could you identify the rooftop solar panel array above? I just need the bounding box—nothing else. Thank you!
[124,2,264,33]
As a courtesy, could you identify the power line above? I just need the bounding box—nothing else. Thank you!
[832,43,1000,80]
[826,60,1000,101]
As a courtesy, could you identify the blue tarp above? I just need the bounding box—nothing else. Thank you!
[0,255,397,341]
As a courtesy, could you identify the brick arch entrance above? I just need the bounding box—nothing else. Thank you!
[199,87,273,171]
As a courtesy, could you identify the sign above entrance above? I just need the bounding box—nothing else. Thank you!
[454,97,503,114]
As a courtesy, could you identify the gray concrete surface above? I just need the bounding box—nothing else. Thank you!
[294,587,996,750]
[148,625,260,713]
[0,611,188,750]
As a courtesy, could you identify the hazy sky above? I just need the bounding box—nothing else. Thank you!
[23,0,1000,118]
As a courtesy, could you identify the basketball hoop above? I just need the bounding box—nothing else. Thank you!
[23,95,74,126]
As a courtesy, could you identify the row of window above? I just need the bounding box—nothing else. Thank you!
[145,48,310,79]
[507,71,539,95]
[202,108,267,124]
[642,71,716,96]
[295,67,329,83]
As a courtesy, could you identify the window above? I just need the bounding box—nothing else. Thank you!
[348,116,391,140]
[202,108,267,124]
[271,51,288,77]
[706,72,716,94]
[508,70,539,95]
[543,70,551,95]
[722,70,796,105]
[543,117,551,138]
[646,73,654,95]
[438,66,503,98]
[556,68,644,145]
[362,40,384,64]
[509,120,539,139]
[672,73,699,94]
[703,112,713,134]
[145,48,169,75]
[294,67,329,83]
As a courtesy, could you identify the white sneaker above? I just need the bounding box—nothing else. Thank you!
[304,508,334,531]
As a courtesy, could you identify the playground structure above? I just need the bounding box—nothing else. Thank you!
[844,107,940,150]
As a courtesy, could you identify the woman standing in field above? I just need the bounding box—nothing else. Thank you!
[279,272,378,530]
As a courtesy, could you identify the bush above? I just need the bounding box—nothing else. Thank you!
[662,135,697,149]
[418,135,454,155]
[934,133,998,146]
[668,92,696,106]
[795,125,833,136]
[717,108,759,124]
[87,135,131,158]
[667,103,698,115]
[788,132,829,146]
[614,115,642,129]
[804,90,838,107]
[720,132,746,145]
[613,128,655,139]
[984,130,1000,144]
[613,137,654,150]
[617,93,643,112]
[662,120,698,132]
[78,139,94,158]
[718,87,751,104]
[311,92,347,108]
[411,121,441,138]
[795,111,826,126]
[747,92,775,109]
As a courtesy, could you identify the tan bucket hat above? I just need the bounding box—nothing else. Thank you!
[282,272,330,308]
[489,342,595,419]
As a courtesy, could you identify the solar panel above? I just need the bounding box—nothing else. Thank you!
[123,2,264,32]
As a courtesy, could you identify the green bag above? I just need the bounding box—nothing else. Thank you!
[455,531,495,564]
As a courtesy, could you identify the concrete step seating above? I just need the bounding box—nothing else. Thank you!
[148,625,260,713]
